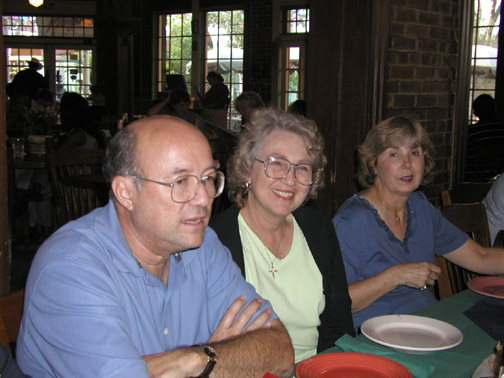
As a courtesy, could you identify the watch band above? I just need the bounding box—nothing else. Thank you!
[198,345,217,377]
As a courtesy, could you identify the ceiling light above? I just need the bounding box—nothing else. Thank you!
[29,0,44,7]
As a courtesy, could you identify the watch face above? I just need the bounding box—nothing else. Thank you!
[203,345,217,360]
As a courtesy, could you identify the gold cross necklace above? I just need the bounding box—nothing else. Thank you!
[264,246,279,279]
[374,186,403,224]
[244,208,283,279]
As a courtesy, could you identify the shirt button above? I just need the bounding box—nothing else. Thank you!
[163,328,169,336]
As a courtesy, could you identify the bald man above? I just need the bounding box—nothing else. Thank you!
[17,116,294,377]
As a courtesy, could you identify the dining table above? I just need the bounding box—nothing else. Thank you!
[296,289,500,378]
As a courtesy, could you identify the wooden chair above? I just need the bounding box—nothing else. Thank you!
[0,290,24,351]
[435,203,492,299]
[47,149,108,229]
[494,229,504,248]
[440,181,493,206]
[473,143,504,183]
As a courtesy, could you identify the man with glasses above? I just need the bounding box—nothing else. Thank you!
[16,115,294,377]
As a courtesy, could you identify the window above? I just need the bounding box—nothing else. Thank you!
[469,0,500,123]
[275,7,309,110]
[155,10,243,130]
[4,14,95,100]
[6,47,45,83]
[285,8,310,34]
[205,10,244,130]
[156,13,193,93]
[2,15,94,38]
[56,49,93,99]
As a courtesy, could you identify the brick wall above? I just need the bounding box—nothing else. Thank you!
[384,0,459,204]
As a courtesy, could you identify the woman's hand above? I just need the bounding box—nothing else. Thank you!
[389,262,441,289]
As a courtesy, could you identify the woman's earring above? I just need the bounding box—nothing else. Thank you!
[245,182,251,191]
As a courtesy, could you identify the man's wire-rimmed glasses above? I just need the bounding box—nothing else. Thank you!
[132,171,225,203]
[255,156,314,186]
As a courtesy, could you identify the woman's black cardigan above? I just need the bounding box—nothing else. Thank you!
[209,205,355,352]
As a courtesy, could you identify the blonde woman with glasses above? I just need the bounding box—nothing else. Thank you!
[210,108,354,362]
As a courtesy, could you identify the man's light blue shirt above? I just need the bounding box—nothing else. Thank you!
[17,200,275,377]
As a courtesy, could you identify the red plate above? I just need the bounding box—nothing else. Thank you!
[296,352,412,378]
[468,276,504,299]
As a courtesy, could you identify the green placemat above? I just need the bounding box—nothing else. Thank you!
[335,334,434,377]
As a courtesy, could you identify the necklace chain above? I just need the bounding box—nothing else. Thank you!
[244,209,283,279]
[375,186,403,224]
[263,244,279,279]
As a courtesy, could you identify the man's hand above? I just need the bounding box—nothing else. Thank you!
[209,295,273,343]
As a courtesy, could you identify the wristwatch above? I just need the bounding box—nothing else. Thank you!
[197,345,218,377]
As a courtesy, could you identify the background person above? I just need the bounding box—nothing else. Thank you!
[483,173,504,245]
[16,115,294,377]
[8,57,49,100]
[287,99,307,117]
[147,88,202,126]
[332,115,504,331]
[234,91,265,126]
[465,94,504,182]
[57,92,100,150]
[193,71,229,110]
[210,108,354,362]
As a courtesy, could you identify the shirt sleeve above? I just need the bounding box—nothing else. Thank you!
[18,258,150,378]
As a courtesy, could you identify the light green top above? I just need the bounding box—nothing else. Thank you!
[238,213,325,363]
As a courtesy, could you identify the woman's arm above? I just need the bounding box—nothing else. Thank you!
[147,97,169,116]
[349,262,441,313]
[443,238,504,274]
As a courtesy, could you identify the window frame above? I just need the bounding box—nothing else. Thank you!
[453,0,502,183]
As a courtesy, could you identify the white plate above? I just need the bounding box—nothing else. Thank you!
[471,354,496,378]
[361,314,463,354]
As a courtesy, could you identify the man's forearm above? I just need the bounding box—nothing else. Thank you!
[210,320,294,378]
[143,320,294,378]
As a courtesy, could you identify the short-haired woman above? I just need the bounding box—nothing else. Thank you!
[333,115,504,331]
[210,107,354,362]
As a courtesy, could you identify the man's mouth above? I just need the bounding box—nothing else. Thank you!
[182,217,206,225]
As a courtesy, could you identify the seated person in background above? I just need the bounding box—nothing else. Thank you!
[147,88,202,126]
[287,99,307,117]
[193,71,229,110]
[483,173,504,245]
[235,91,265,126]
[332,115,504,331]
[465,94,504,182]
[16,115,294,377]
[30,88,58,135]
[57,92,100,150]
[88,84,107,122]
[210,108,354,362]
[8,57,49,101]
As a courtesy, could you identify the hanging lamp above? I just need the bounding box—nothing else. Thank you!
[29,0,44,7]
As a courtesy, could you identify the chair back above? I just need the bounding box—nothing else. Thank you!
[47,148,107,228]
[473,143,504,182]
[0,290,24,350]
[440,182,493,206]
[435,203,491,299]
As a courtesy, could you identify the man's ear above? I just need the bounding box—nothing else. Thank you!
[111,176,135,211]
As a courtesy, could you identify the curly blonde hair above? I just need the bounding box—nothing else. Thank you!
[357,115,436,188]
[227,107,327,208]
